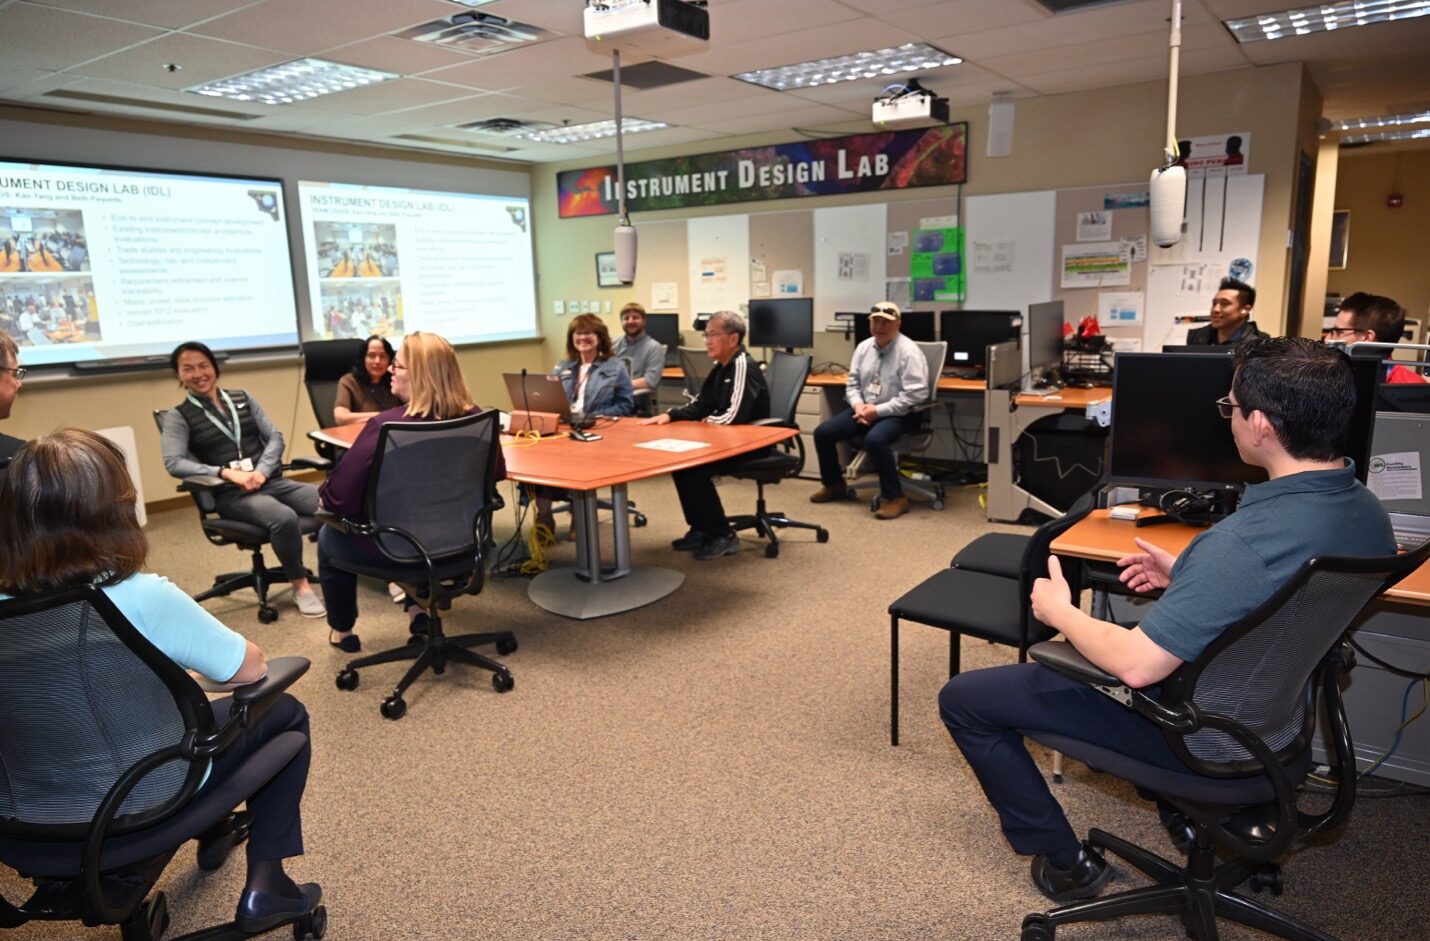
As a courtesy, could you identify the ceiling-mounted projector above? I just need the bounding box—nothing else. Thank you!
[872,80,949,130]
[584,0,709,57]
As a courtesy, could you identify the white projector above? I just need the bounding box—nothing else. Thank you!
[584,0,710,57]
[872,90,949,130]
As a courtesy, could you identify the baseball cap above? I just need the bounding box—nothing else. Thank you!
[870,301,902,321]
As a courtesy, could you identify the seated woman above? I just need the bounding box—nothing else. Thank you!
[333,334,402,425]
[318,331,500,651]
[533,314,634,536]
[160,341,325,619]
[0,430,321,933]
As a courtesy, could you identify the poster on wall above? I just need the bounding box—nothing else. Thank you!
[910,226,966,302]
[1176,132,1250,178]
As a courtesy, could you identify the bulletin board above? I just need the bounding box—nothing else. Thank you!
[963,190,1056,312]
[1052,184,1153,351]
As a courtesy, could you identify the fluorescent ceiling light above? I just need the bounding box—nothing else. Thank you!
[189,58,396,105]
[1331,110,1430,130]
[518,118,669,144]
[1225,1,1430,42]
[446,0,498,6]
[734,43,961,91]
[1340,126,1430,144]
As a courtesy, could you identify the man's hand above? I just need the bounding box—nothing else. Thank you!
[853,403,878,425]
[221,468,266,492]
[638,413,672,426]
[1117,537,1177,593]
[1030,555,1074,629]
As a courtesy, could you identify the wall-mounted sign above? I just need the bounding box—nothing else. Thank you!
[557,124,967,218]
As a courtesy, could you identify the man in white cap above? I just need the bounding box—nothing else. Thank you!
[810,301,929,520]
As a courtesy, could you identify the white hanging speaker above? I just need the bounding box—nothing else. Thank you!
[614,221,637,283]
[1149,163,1186,248]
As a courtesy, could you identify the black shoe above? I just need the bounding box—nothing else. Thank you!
[671,529,707,552]
[694,532,741,561]
[328,630,361,653]
[1030,842,1111,903]
[235,883,322,934]
[408,612,431,637]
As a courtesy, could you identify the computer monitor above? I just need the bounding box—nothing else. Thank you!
[643,313,681,364]
[1024,300,1065,384]
[748,297,814,350]
[938,310,1021,374]
[851,309,936,344]
[1108,352,1379,494]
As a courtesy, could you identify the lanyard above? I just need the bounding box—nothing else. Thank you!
[187,389,244,458]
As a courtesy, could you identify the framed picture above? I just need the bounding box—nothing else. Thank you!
[1328,210,1350,270]
[595,251,621,288]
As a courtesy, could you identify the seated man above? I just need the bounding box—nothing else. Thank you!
[1186,277,1267,346]
[939,337,1393,903]
[0,333,24,474]
[640,310,769,560]
[1324,291,1426,384]
[809,301,929,520]
[612,301,665,394]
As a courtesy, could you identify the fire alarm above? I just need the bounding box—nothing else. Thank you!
[1387,192,1404,208]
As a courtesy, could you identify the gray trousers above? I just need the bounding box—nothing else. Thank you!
[213,477,318,582]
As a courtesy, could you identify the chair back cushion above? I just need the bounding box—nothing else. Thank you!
[678,346,713,399]
[915,341,948,406]
[0,588,208,838]
[765,352,812,424]
[302,339,366,428]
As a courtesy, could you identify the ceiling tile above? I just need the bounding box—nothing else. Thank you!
[879,0,1046,38]
[71,34,288,89]
[707,0,864,46]
[319,34,488,77]
[642,90,808,126]
[0,65,57,95]
[674,18,923,78]
[474,0,585,36]
[271,77,481,117]
[426,35,617,90]
[25,0,260,29]
[0,4,164,71]
[187,0,457,57]
[371,91,543,127]
[689,103,869,136]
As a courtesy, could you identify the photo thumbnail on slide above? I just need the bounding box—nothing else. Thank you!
[318,279,403,339]
[313,220,399,278]
[1,274,100,347]
[2,207,90,273]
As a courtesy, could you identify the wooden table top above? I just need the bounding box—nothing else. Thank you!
[1052,508,1430,607]
[1014,387,1111,408]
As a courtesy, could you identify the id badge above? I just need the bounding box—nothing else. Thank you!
[866,379,882,398]
[229,458,254,472]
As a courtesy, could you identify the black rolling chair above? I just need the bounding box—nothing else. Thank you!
[886,486,1097,746]
[1018,538,1430,941]
[301,338,365,462]
[725,351,829,558]
[0,587,321,941]
[846,340,949,511]
[327,410,515,720]
[153,410,323,625]
[678,345,713,403]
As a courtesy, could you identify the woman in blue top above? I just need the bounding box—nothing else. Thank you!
[0,429,322,934]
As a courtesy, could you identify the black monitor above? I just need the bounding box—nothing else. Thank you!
[851,309,936,344]
[1108,351,1378,493]
[938,310,1021,373]
[1161,344,1230,354]
[1025,300,1065,380]
[643,312,681,364]
[748,297,813,350]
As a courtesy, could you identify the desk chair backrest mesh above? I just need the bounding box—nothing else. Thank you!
[678,346,712,401]
[0,588,205,837]
[847,340,948,509]
[765,350,811,424]
[301,338,366,430]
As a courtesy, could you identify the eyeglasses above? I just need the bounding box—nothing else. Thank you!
[1215,396,1248,419]
[390,361,407,372]
[1323,327,1363,338]
[703,330,728,340]
[1,366,26,380]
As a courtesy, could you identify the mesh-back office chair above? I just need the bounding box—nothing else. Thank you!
[0,587,321,941]
[328,411,515,720]
[621,355,656,417]
[725,351,829,558]
[846,340,949,511]
[153,410,322,624]
[1018,539,1430,941]
[678,345,713,403]
[301,339,365,463]
[886,486,1097,746]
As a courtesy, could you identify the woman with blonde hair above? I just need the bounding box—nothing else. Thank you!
[317,332,500,650]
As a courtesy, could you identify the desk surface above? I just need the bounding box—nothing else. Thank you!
[1052,508,1430,607]
[1014,387,1111,408]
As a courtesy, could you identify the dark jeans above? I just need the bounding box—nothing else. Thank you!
[213,478,318,583]
[672,449,770,538]
[203,693,310,863]
[813,409,921,500]
[939,662,1186,859]
[318,527,425,633]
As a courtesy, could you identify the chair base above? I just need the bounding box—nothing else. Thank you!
[193,547,314,625]
[728,486,829,560]
[847,477,945,511]
[335,614,515,720]
[1022,827,1333,941]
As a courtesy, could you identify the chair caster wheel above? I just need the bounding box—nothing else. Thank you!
[765,543,779,559]
[816,528,829,543]
[931,499,946,510]
[295,904,327,939]
[335,669,359,691]
[1052,772,1064,784]
[633,513,648,527]
[1249,869,1283,895]
[380,696,406,720]
[1021,913,1055,940]
[869,498,880,512]
[125,890,169,941]
[258,606,278,624]
[492,670,515,693]
[496,637,518,655]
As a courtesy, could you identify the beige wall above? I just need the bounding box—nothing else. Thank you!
[1325,147,1430,325]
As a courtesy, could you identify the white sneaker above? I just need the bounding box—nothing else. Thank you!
[387,581,406,604]
[294,589,326,619]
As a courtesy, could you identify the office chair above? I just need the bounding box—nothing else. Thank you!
[846,340,949,511]
[301,338,365,462]
[621,354,656,418]
[725,351,829,558]
[0,587,322,941]
[327,411,515,720]
[153,410,323,624]
[885,485,1097,746]
[1018,538,1430,941]
[678,345,713,403]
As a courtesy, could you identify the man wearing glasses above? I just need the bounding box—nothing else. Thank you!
[938,338,1392,904]
[640,310,769,560]
[1187,277,1266,346]
[0,334,25,474]
[809,301,929,520]
[1324,291,1426,384]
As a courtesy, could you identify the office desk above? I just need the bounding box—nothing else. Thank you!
[312,420,796,620]
[1051,508,1430,784]
[983,386,1111,523]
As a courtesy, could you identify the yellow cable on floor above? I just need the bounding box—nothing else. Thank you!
[520,520,558,575]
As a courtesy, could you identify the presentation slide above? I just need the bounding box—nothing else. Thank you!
[0,159,298,369]
[297,180,536,346]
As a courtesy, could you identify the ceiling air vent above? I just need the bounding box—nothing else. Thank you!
[457,117,556,137]
[1029,0,1130,12]
[398,11,548,54]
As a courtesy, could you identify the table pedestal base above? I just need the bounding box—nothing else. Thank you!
[527,566,685,619]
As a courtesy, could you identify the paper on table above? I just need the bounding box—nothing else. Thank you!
[636,438,713,453]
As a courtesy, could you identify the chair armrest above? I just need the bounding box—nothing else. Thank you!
[176,473,226,492]
[286,457,332,473]
[1030,640,1120,688]
[195,657,311,757]
[231,655,309,706]
[315,506,368,537]
[753,417,798,429]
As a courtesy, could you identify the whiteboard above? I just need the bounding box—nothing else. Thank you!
[687,215,750,314]
[964,190,1056,311]
[812,204,887,328]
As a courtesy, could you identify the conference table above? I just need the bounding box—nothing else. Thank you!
[312,418,797,620]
